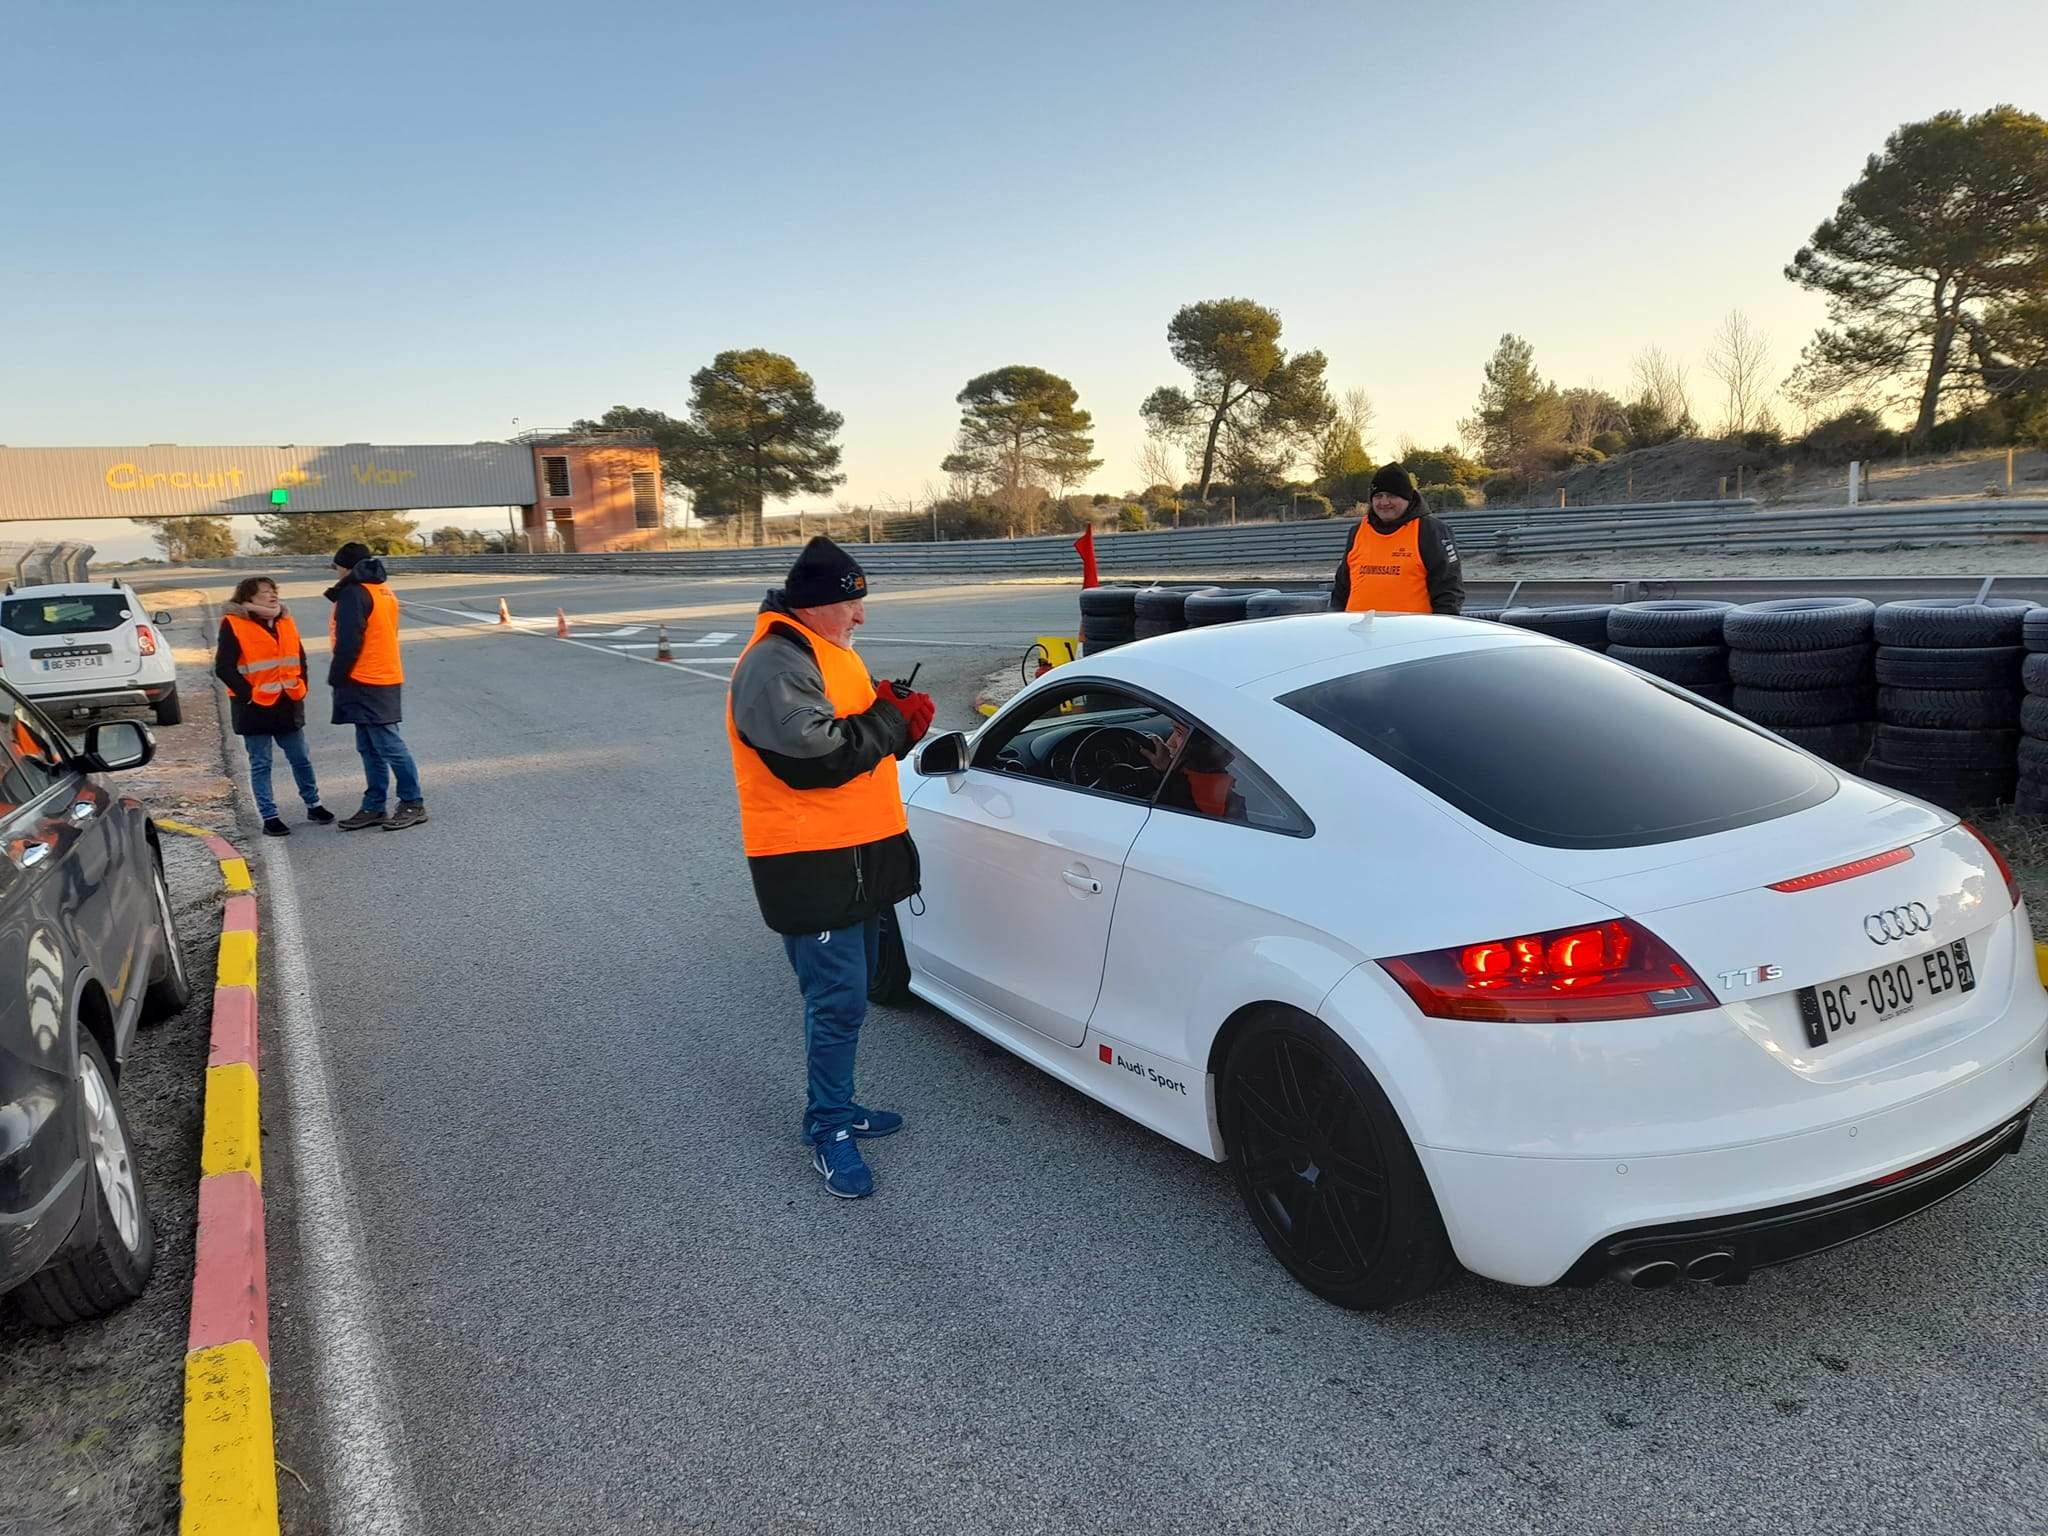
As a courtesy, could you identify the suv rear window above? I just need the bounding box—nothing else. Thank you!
[2,594,133,636]
[1279,646,1835,849]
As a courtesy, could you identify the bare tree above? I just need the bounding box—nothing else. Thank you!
[1136,431,1182,495]
[1631,345,1697,432]
[1337,389,1376,457]
[1705,311,1774,436]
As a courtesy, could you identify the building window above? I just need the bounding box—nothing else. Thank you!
[632,471,661,529]
[542,455,571,498]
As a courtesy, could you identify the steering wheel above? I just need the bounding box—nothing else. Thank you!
[1067,726,1157,795]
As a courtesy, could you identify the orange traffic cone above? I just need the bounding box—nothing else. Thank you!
[555,608,570,638]
[496,597,512,625]
[657,624,674,662]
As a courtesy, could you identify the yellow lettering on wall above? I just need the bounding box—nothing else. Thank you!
[104,462,247,493]
[351,463,417,487]
[106,463,139,490]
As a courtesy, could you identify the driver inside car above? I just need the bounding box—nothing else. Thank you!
[1139,721,1243,821]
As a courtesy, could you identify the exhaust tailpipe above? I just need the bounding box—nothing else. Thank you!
[1623,1259,1680,1289]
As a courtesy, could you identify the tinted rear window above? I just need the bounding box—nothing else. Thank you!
[1279,645,1835,848]
[2,594,133,635]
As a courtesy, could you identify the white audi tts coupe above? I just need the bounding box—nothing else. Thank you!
[874,613,2047,1309]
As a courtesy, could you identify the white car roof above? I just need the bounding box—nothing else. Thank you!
[5,581,136,599]
[1081,612,1547,695]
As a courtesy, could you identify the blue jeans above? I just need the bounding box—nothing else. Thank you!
[353,723,422,813]
[244,730,321,820]
[782,919,879,1144]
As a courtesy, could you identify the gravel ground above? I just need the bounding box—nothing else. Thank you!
[0,592,235,1536]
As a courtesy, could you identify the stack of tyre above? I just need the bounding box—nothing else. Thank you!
[1078,586,1136,655]
[1133,587,1192,640]
[1246,591,1332,618]
[1604,601,1735,708]
[1183,587,1279,628]
[1862,598,2032,812]
[1723,599,1875,768]
[1502,604,1613,652]
[2020,610,2048,815]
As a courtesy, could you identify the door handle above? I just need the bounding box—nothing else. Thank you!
[69,802,96,822]
[1061,869,1103,895]
[14,842,51,868]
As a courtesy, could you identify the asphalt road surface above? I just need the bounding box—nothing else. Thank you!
[140,570,2048,1535]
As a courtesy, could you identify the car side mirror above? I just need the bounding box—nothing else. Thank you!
[915,731,968,776]
[81,720,155,773]
[153,610,174,627]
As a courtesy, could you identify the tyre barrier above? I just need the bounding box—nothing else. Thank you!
[1183,587,1279,627]
[1133,585,1194,640]
[1721,599,1875,770]
[1606,600,1735,696]
[1245,592,1334,618]
[1502,604,1613,651]
[1866,599,2032,811]
[1079,584,1137,654]
[2019,609,2048,815]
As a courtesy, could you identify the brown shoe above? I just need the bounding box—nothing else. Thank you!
[383,803,428,831]
[337,809,387,831]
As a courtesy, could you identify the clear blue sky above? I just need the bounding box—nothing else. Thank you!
[4,0,2044,556]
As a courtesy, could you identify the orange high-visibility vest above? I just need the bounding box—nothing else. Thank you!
[1342,517,1433,614]
[332,584,404,685]
[726,611,906,857]
[224,612,308,706]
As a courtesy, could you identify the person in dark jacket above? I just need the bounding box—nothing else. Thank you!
[215,577,333,837]
[325,542,427,831]
[1330,464,1464,615]
[726,536,936,1200]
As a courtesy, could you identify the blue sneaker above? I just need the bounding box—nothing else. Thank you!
[847,1105,903,1139]
[812,1130,874,1199]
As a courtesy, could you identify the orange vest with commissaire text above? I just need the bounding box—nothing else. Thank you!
[1342,517,1433,614]
[726,611,907,857]
[224,613,308,705]
[331,584,404,685]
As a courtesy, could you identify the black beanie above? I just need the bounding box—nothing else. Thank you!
[1369,464,1421,510]
[781,536,868,608]
[332,541,371,569]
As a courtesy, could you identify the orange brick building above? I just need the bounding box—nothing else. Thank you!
[520,437,667,553]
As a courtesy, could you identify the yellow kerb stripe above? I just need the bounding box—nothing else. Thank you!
[200,1064,261,1184]
[216,930,256,989]
[181,1339,279,1536]
[220,858,253,892]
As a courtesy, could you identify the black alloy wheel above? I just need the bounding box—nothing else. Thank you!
[1221,1010,1451,1309]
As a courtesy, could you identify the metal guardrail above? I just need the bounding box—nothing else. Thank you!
[1491,499,2048,557]
[193,497,2048,580]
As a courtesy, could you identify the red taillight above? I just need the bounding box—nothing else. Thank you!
[135,624,158,656]
[1768,845,1913,892]
[1961,820,2022,907]
[1384,917,1718,1023]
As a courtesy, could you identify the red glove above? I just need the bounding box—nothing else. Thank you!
[893,688,936,744]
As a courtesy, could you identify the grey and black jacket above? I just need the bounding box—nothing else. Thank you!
[1328,507,1465,615]
[729,593,921,935]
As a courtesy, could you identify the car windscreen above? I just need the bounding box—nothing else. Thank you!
[2,594,133,636]
[1278,645,1836,849]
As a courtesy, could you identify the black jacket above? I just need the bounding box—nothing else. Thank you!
[325,557,403,726]
[1329,507,1465,615]
[214,605,310,737]
[728,594,921,935]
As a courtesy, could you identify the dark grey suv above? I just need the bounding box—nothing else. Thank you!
[0,680,190,1325]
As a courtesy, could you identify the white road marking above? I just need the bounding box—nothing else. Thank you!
[401,599,734,683]
[685,631,736,646]
[568,626,645,637]
[257,837,428,1536]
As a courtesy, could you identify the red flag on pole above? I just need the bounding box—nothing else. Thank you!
[1073,524,1100,588]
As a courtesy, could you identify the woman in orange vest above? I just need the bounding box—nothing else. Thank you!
[326,542,426,832]
[728,537,935,1200]
[1330,464,1466,615]
[215,576,333,838]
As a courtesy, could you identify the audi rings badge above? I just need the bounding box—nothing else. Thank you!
[1863,903,1934,945]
